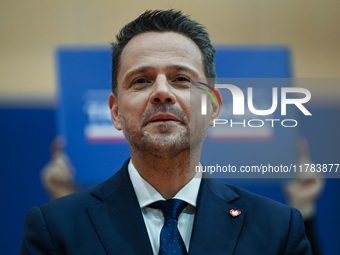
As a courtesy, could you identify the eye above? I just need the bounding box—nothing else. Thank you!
[175,76,190,83]
[171,76,191,89]
[133,77,149,84]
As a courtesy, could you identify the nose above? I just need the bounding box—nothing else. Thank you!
[150,75,176,105]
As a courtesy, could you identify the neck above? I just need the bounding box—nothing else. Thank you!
[130,148,201,199]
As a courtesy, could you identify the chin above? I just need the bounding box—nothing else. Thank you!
[141,134,190,158]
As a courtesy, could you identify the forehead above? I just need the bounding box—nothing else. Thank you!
[118,32,205,82]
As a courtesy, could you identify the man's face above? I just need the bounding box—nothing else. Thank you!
[109,32,216,158]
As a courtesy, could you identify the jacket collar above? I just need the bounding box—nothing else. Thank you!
[188,177,245,255]
[87,158,153,255]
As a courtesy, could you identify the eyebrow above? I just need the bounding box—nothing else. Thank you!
[123,65,156,81]
[170,64,200,77]
[123,64,201,81]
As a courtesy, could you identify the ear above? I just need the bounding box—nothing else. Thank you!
[108,93,122,130]
[209,88,222,126]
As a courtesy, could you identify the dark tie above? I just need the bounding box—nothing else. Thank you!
[149,199,188,255]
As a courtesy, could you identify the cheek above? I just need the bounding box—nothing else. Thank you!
[187,90,202,117]
[118,93,149,120]
[176,91,191,113]
[180,99,191,118]
[188,90,212,127]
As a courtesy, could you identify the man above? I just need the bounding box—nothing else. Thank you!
[20,10,312,254]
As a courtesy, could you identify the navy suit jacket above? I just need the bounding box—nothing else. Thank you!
[20,159,312,254]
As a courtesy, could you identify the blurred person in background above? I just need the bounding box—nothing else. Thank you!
[284,137,325,255]
[40,137,78,200]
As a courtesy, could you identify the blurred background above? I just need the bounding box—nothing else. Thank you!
[1,0,339,254]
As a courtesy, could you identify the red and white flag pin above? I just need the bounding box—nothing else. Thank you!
[230,209,241,217]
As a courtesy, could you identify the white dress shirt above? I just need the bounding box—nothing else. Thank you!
[128,159,202,255]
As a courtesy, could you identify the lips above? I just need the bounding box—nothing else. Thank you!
[148,114,181,123]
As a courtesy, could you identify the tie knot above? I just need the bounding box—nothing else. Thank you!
[149,199,188,221]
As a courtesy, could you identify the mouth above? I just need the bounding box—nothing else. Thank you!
[148,114,181,124]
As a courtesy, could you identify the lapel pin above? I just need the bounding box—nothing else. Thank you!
[230,209,241,217]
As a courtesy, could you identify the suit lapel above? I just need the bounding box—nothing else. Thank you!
[86,160,153,255]
[188,178,246,255]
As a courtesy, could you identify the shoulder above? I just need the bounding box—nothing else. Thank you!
[226,182,291,211]
[20,186,101,254]
[29,184,101,231]
[205,178,291,212]
[205,179,311,254]
[39,158,131,215]
[203,178,297,224]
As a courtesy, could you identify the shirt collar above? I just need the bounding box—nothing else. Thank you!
[128,159,202,208]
